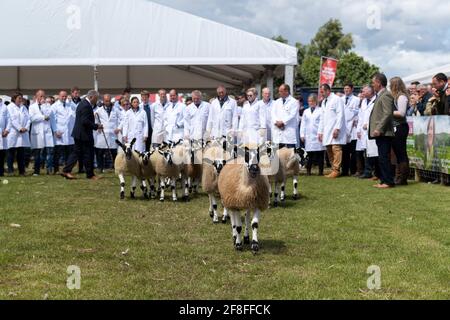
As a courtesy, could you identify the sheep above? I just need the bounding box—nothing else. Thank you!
[260,142,285,208]
[218,146,270,252]
[115,138,148,200]
[277,147,307,203]
[202,138,229,224]
[182,139,203,200]
[136,148,157,199]
[151,141,183,202]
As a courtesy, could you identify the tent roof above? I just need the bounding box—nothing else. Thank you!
[0,0,297,67]
[403,63,450,85]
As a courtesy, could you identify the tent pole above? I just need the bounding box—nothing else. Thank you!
[265,66,274,99]
[16,67,21,92]
[94,65,99,92]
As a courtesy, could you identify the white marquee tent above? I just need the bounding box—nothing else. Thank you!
[0,0,297,96]
[403,63,450,86]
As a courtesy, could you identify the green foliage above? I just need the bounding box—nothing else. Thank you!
[273,19,381,88]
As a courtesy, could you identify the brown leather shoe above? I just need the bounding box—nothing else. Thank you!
[89,176,102,181]
[326,171,340,179]
[374,184,393,189]
[371,176,379,181]
[61,173,77,180]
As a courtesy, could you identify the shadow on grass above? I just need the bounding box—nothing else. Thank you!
[261,239,287,255]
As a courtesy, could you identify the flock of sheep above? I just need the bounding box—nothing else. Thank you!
[114,138,307,253]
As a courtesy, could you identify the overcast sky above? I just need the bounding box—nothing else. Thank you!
[152,0,450,78]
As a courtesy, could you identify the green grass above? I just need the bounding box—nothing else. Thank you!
[0,172,449,300]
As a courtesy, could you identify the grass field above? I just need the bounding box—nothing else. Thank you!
[0,171,449,300]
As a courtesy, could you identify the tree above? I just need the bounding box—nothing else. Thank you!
[298,55,321,88]
[308,19,354,59]
[335,52,380,87]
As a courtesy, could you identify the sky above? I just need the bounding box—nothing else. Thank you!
[151,0,450,78]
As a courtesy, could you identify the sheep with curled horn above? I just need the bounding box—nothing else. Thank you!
[115,138,149,200]
[218,143,270,253]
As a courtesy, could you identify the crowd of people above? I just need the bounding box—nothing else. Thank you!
[0,72,449,188]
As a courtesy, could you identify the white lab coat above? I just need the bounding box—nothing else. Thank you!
[184,101,210,141]
[115,105,129,142]
[6,103,31,148]
[52,100,76,146]
[259,99,274,142]
[0,103,9,150]
[94,106,121,149]
[163,102,185,143]
[300,107,325,152]
[363,98,379,157]
[152,101,170,144]
[356,96,376,151]
[29,102,55,149]
[207,97,239,139]
[271,96,300,145]
[123,108,148,153]
[238,99,266,145]
[342,95,360,143]
[318,93,347,146]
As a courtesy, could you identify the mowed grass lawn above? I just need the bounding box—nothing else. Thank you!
[0,172,449,300]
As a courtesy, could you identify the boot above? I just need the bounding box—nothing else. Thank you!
[399,162,409,186]
[394,165,402,185]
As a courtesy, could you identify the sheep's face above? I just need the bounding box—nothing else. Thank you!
[116,138,136,161]
[159,149,174,166]
[295,147,308,168]
[141,150,154,166]
[245,148,261,178]
[213,160,226,175]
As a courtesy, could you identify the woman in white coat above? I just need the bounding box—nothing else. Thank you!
[6,94,31,176]
[123,97,149,153]
[29,95,56,175]
[94,96,120,172]
[238,88,266,147]
[0,100,9,176]
[300,94,325,176]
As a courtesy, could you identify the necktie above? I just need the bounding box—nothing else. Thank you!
[324,99,328,107]
[367,99,370,105]
[195,104,201,109]
[311,107,315,114]
[283,98,286,105]
[38,104,41,111]
[346,97,349,105]
[107,106,111,117]
[63,102,66,108]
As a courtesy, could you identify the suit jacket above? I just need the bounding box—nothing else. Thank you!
[369,89,395,139]
[437,89,450,116]
[142,104,153,142]
[71,98,99,144]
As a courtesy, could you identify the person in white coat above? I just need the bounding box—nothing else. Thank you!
[164,89,185,143]
[123,97,149,153]
[184,90,210,142]
[29,90,56,175]
[271,84,300,148]
[238,88,266,146]
[115,97,130,145]
[300,94,325,176]
[52,91,76,174]
[6,93,31,176]
[259,88,274,142]
[341,83,361,176]
[358,85,380,179]
[318,84,347,179]
[206,85,239,142]
[0,100,9,176]
[152,89,169,146]
[94,94,120,173]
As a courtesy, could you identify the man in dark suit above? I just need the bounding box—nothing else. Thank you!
[432,73,450,116]
[140,90,153,151]
[369,73,395,189]
[62,90,103,180]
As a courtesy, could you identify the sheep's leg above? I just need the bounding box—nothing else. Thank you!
[141,179,149,200]
[210,194,219,224]
[130,176,137,199]
[188,177,193,194]
[244,210,251,245]
[159,177,166,202]
[273,182,279,208]
[230,210,237,245]
[119,174,126,200]
[193,178,199,194]
[171,178,178,202]
[292,176,299,200]
[234,210,243,251]
[222,207,229,224]
[251,209,261,253]
[280,181,286,202]
[149,178,156,199]
[183,177,190,202]
[269,183,273,199]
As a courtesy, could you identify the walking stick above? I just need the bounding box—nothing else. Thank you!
[96,113,115,164]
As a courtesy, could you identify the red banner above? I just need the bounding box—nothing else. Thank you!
[320,57,339,88]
